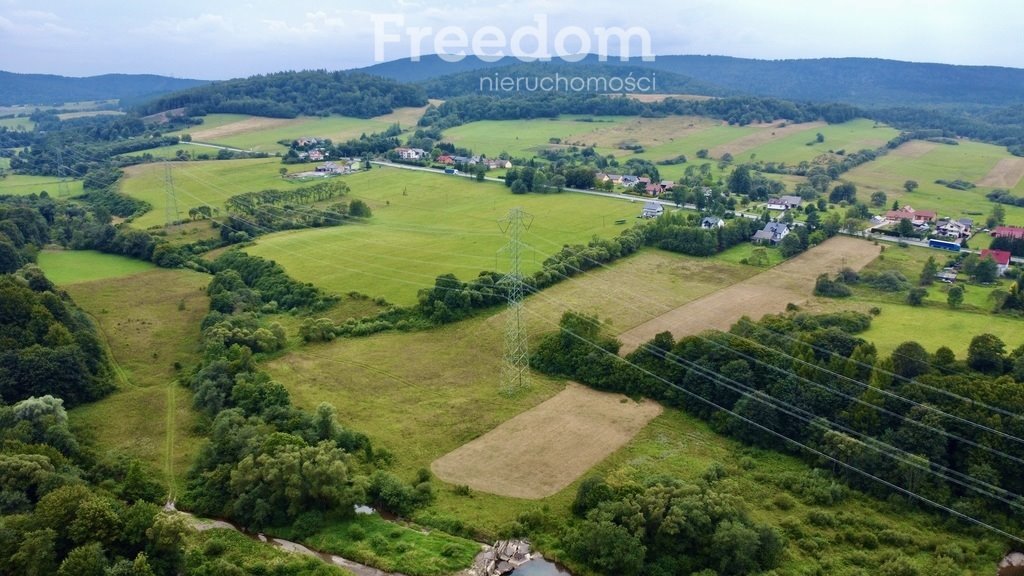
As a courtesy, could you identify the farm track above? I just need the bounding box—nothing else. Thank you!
[616,236,881,354]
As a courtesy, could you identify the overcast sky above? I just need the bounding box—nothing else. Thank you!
[2,0,1022,79]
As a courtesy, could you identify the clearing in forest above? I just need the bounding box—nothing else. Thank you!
[431,382,662,499]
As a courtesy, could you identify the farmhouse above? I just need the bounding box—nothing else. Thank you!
[980,249,1012,275]
[307,149,325,162]
[766,195,803,210]
[992,225,1024,240]
[315,162,341,173]
[752,222,790,244]
[437,155,455,165]
[701,216,725,229]
[660,180,675,191]
[644,183,663,196]
[936,218,970,238]
[620,175,640,186]
[886,205,937,224]
[641,202,664,219]
[485,159,513,169]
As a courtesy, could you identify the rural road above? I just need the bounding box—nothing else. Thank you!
[616,235,882,354]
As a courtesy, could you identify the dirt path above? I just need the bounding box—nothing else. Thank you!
[617,236,881,354]
[978,157,1024,188]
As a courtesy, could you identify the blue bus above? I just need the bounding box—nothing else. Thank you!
[928,239,961,252]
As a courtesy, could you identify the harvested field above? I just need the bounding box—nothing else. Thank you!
[623,93,714,102]
[978,157,1024,188]
[191,116,300,140]
[431,383,662,499]
[617,236,880,354]
[709,120,826,158]
[889,140,938,158]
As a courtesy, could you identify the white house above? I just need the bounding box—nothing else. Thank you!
[701,216,725,229]
[752,222,790,244]
[766,195,803,210]
[641,202,664,219]
[395,147,428,161]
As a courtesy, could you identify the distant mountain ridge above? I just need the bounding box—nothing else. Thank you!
[359,54,1024,108]
[0,71,210,107]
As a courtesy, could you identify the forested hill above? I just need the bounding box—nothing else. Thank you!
[360,54,1024,108]
[138,70,428,119]
[418,60,729,98]
[0,71,209,106]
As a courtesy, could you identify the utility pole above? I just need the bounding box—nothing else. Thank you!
[498,207,533,396]
[164,162,179,227]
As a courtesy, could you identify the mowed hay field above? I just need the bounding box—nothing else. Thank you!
[37,249,155,284]
[432,383,662,499]
[245,167,645,305]
[618,236,881,353]
[66,268,209,494]
[846,139,1024,222]
[173,108,431,152]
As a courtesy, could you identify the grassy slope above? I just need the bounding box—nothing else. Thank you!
[0,116,34,130]
[66,268,209,495]
[0,173,84,197]
[188,529,354,575]
[740,118,899,165]
[37,249,154,284]
[245,167,647,305]
[120,157,318,228]
[847,139,1024,223]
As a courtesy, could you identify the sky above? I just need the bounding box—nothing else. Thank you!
[1,0,1022,79]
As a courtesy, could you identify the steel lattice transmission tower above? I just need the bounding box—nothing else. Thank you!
[498,207,533,396]
[164,162,179,227]
[55,147,70,197]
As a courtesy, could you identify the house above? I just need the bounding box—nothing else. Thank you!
[660,180,675,191]
[638,177,652,186]
[701,216,724,229]
[644,183,663,196]
[936,219,970,238]
[992,225,1024,240]
[886,205,937,224]
[307,149,325,162]
[436,155,455,165]
[620,175,640,187]
[752,222,790,244]
[395,147,427,161]
[316,162,340,173]
[295,137,318,147]
[641,202,664,219]
[935,268,958,283]
[980,249,1012,275]
[485,159,513,170]
[766,195,803,210]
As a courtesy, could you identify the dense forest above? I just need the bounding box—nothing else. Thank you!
[0,71,209,106]
[137,71,428,119]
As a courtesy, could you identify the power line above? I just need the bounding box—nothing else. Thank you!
[498,207,533,396]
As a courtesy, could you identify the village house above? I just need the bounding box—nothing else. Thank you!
[394,147,428,161]
[436,155,455,165]
[980,249,1012,276]
[307,149,325,162]
[766,195,803,210]
[701,216,725,229]
[644,183,663,196]
[485,159,513,170]
[620,175,640,187]
[936,218,971,238]
[641,202,664,219]
[660,180,675,190]
[295,136,318,147]
[752,222,790,244]
[992,225,1024,240]
[886,205,937,224]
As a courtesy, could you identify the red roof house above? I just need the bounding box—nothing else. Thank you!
[992,226,1024,240]
[980,249,1012,275]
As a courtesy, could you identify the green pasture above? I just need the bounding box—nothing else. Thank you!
[245,166,647,305]
[37,249,155,284]
[66,267,209,495]
[0,173,84,197]
[163,113,253,136]
[846,139,1024,223]
[442,116,631,158]
[740,118,898,165]
[119,157,321,228]
[861,303,1023,357]
[0,116,34,130]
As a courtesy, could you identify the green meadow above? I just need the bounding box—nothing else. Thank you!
[37,249,155,284]
[441,116,633,158]
[846,139,1024,222]
[0,173,84,197]
[245,167,645,304]
[0,116,34,130]
[741,118,898,165]
[119,157,322,228]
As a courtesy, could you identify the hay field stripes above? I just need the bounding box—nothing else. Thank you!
[431,383,662,499]
[708,120,826,158]
[977,157,1024,188]
[617,236,881,354]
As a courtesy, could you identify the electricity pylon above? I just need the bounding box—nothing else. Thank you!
[498,207,533,396]
[164,162,179,227]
